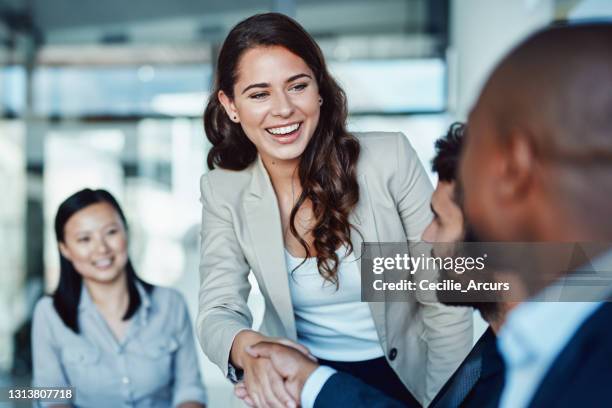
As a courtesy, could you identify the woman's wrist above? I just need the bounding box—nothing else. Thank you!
[230,330,265,369]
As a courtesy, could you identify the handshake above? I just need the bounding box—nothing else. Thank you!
[232,330,321,408]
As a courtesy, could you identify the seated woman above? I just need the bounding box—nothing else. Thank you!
[32,188,207,408]
[197,12,473,408]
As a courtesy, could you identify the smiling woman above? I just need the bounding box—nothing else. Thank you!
[198,12,473,408]
[31,189,207,408]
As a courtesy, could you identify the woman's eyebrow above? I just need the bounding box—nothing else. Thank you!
[286,73,311,83]
[241,82,269,94]
[241,73,312,95]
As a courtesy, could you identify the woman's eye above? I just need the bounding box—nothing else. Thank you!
[107,228,118,235]
[250,92,268,100]
[290,83,307,92]
[77,237,90,243]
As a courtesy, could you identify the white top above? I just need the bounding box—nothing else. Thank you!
[285,246,384,361]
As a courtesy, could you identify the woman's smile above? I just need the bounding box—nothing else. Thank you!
[266,121,302,144]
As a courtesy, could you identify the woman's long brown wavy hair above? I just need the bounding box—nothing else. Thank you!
[204,12,360,285]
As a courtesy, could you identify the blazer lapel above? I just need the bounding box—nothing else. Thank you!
[351,175,387,342]
[243,156,297,339]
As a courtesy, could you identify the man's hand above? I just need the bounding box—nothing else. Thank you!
[245,342,320,404]
[231,332,317,408]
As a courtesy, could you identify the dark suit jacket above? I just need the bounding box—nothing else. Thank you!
[527,302,612,408]
[429,327,504,408]
[314,371,404,408]
[315,328,504,408]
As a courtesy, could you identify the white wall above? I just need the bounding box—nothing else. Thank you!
[449,0,555,119]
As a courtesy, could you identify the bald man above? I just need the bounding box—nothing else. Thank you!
[460,22,612,408]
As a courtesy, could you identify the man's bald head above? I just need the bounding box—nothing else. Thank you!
[480,22,612,162]
[461,22,612,242]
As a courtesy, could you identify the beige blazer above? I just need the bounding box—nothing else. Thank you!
[196,132,473,405]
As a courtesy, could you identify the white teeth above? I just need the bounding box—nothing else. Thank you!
[94,258,112,268]
[267,123,300,135]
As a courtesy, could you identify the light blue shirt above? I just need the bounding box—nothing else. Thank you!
[498,298,602,408]
[32,283,207,408]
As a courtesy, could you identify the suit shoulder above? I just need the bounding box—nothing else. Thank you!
[353,131,406,151]
[353,131,417,176]
[200,164,254,203]
[354,131,415,159]
[201,166,252,188]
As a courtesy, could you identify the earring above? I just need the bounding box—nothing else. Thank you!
[318,97,323,106]
[233,115,237,121]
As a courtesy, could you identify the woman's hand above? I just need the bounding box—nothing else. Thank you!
[231,330,316,408]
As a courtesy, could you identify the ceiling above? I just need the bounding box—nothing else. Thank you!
[0,0,447,45]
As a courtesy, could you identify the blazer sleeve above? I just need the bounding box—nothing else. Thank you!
[196,173,253,380]
[392,134,473,405]
[315,373,404,408]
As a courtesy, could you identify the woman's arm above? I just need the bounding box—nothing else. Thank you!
[31,298,73,407]
[196,173,254,379]
[197,173,314,407]
[392,134,473,405]
[171,294,208,408]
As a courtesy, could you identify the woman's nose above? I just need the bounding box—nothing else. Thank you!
[94,237,112,254]
[270,92,294,117]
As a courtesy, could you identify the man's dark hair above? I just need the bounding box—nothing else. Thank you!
[431,122,465,182]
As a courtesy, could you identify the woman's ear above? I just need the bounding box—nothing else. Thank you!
[218,90,240,123]
[59,242,72,261]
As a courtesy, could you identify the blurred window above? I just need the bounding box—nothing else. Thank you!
[1,66,26,116]
[33,64,212,116]
[330,58,446,114]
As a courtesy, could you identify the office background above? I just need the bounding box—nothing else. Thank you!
[0,0,610,406]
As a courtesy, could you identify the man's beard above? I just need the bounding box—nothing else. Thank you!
[437,224,502,324]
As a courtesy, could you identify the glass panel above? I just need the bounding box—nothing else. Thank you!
[33,64,212,116]
[0,66,26,115]
[331,58,446,113]
[0,121,26,385]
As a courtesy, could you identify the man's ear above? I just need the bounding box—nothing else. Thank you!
[218,90,240,123]
[498,130,535,201]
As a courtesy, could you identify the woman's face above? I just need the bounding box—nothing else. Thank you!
[59,202,129,285]
[219,45,321,165]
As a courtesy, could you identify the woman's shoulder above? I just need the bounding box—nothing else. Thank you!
[33,295,55,319]
[32,295,65,334]
[353,130,405,145]
[201,165,253,184]
[199,163,256,204]
[149,285,189,313]
[352,131,418,173]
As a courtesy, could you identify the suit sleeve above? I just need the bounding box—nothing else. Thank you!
[314,373,404,408]
[196,173,253,380]
[392,133,473,405]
